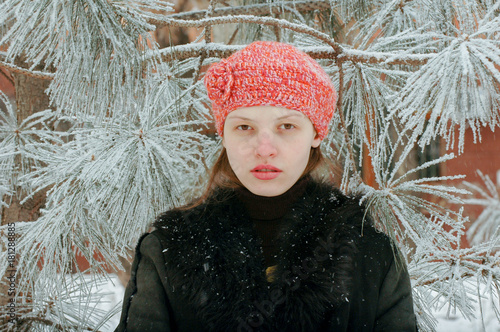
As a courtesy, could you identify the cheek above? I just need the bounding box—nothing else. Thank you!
[290,138,313,155]
[298,148,312,166]
[226,143,252,158]
[287,141,313,166]
[282,144,310,167]
[225,143,252,171]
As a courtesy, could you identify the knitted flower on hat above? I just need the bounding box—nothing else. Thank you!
[204,41,337,140]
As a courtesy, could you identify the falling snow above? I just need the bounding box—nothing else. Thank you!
[0,0,500,331]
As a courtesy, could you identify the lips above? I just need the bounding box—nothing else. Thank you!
[251,164,282,180]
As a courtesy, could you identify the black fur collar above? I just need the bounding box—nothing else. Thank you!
[154,181,366,331]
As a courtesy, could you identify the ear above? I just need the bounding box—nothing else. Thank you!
[311,133,321,148]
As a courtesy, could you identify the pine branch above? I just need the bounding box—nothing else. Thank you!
[2,1,500,330]
[0,59,54,80]
[0,44,436,81]
[148,14,343,54]
[340,48,436,66]
[0,273,118,332]
[184,0,217,118]
[464,171,500,245]
[2,11,439,80]
[335,59,363,192]
[159,42,436,65]
[162,0,331,22]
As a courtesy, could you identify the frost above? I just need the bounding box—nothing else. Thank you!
[1,0,500,330]
[0,0,174,120]
[464,171,500,245]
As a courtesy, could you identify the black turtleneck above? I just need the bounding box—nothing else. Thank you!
[236,176,309,267]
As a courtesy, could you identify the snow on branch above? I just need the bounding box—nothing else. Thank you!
[0,272,119,331]
[390,33,500,154]
[337,62,404,168]
[348,0,422,49]
[2,0,500,330]
[340,48,436,66]
[464,170,500,245]
[410,226,500,330]
[0,59,54,80]
[0,0,174,118]
[0,84,216,328]
[0,91,63,192]
[148,14,343,53]
[355,116,500,329]
[360,120,469,249]
[162,0,331,22]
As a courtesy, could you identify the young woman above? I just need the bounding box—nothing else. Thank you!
[115,41,417,331]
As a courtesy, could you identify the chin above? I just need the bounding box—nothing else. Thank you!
[246,181,292,197]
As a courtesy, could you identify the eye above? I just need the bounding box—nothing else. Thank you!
[236,124,252,131]
[279,123,296,130]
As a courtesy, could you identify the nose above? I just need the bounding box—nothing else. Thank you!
[255,131,277,158]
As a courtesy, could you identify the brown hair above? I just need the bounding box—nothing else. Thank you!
[179,146,325,210]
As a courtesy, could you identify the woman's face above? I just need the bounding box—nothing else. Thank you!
[223,106,321,197]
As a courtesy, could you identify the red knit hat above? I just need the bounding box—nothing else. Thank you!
[204,41,337,140]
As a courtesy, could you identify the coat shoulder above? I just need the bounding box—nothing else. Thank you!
[152,187,239,228]
[307,181,373,229]
[309,181,395,258]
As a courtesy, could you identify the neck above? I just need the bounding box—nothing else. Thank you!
[236,176,309,220]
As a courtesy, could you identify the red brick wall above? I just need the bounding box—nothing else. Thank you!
[441,126,499,247]
[443,127,499,185]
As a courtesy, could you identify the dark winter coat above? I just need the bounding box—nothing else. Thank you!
[115,181,417,331]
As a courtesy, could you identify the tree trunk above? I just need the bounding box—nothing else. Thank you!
[1,69,51,225]
[0,70,50,311]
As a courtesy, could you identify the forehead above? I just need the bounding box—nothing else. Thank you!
[226,106,307,121]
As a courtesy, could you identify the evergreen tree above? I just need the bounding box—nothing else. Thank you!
[0,0,499,330]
